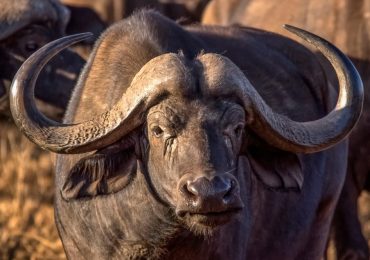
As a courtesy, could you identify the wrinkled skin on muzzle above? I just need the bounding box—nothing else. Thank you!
[143,98,245,234]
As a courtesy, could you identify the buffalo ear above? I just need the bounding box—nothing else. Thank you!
[247,147,303,191]
[61,148,137,200]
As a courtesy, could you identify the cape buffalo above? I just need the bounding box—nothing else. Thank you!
[203,1,370,258]
[0,0,85,117]
[10,11,363,259]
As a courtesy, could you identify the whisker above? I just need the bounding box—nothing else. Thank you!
[224,168,236,175]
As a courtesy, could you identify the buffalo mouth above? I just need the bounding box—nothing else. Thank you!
[189,208,242,226]
[177,207,243,232]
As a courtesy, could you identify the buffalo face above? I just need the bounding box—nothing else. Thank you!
[144,98,245,234]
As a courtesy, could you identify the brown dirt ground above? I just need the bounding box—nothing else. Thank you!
[0,120,369,259]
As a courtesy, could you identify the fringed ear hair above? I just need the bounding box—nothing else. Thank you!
[61,148,137,200]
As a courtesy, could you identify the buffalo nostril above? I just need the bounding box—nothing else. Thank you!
[184,176,236,203]
[179,181,203,208]
[180,182,197,199]
[222,179,236,203]
[177,175,241,217]
[187,180,201,196]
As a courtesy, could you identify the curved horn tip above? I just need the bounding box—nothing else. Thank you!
[282,24,294,29]
[70,32,94,40]
[282,24,303,35]
[80,32,94,38]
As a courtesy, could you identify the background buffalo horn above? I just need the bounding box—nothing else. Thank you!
[245,25,363,153]
[10,33,182,154]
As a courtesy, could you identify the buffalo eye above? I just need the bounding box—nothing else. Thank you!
[234,124,244,138]
[16,25,52,56]
[24,41,39,53]
[151,126,164,138]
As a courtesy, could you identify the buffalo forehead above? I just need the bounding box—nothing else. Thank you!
[142,53,245,125]
[147,98,242,128]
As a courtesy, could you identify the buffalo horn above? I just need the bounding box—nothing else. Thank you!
[245,25,363,153]
[10,33,182,154]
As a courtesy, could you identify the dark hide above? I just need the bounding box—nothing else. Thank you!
[0,0,85,116]
[54,10,348,259]
[64,5,106,59]
[248,146,303,191]
[65,6,106,38]
[158,0,211,23]
[62,133,138,199]
[202,1,370,258]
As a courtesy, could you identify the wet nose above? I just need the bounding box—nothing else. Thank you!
[180,175,236,208]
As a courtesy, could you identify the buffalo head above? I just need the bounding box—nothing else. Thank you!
[9,24,363,237]
[0,0,85,116]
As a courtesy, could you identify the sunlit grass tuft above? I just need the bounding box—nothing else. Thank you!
[0,120,65,259]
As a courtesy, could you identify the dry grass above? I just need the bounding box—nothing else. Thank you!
[0,120,65,259]
[0,119,369,259]
[359,192,370,250]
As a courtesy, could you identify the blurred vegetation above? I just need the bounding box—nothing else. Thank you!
[0,120,65,259]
